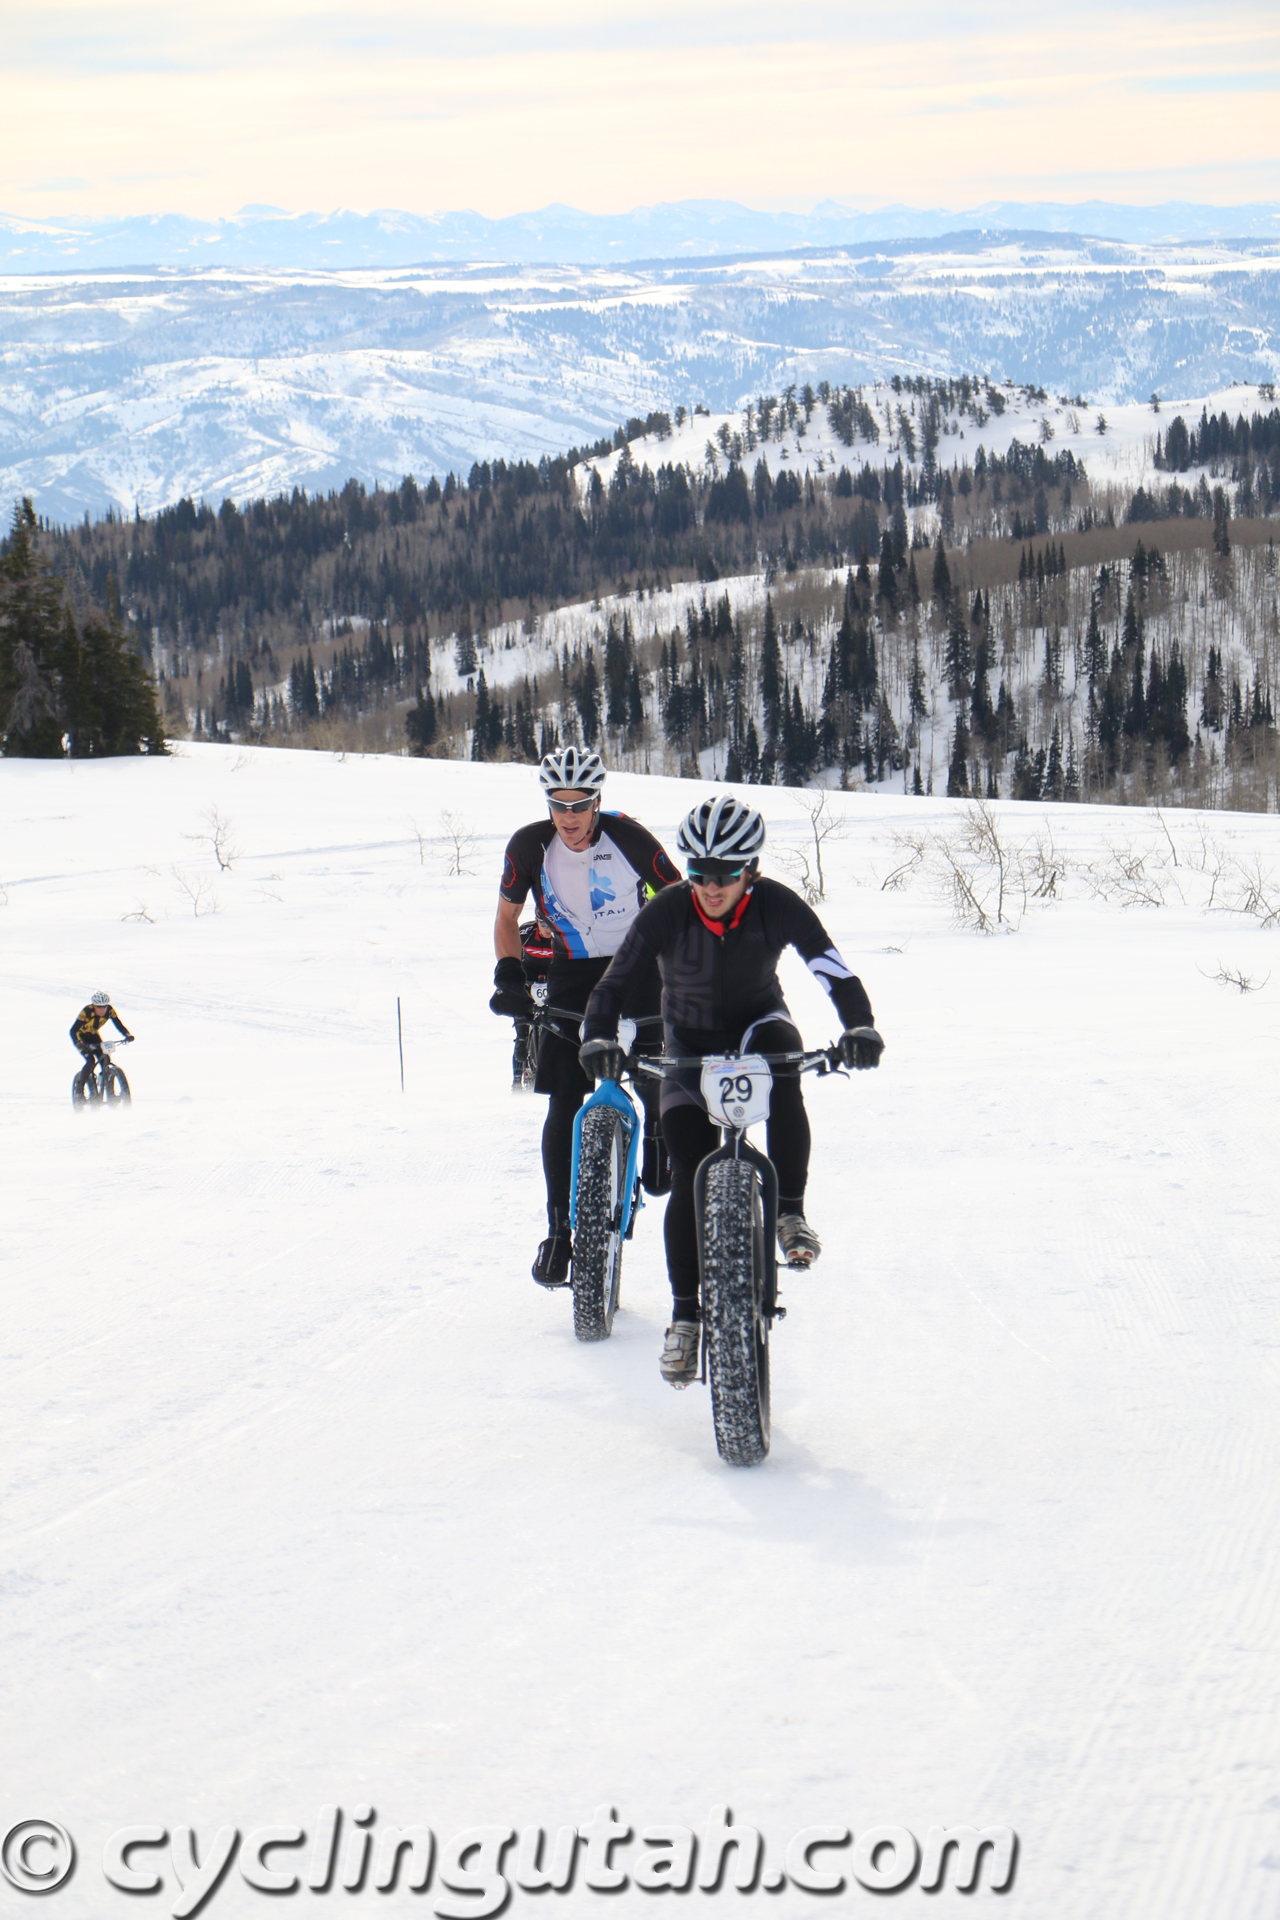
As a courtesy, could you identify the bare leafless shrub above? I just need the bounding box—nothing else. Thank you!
[1028,821,1065,899]
[1199,961,1269,994]
[171,865,217,916]
[884,802,1026,932]
[881,833,928,892]
[929,802,1027,932]
[120,901,155,923]
[1182,823,1231,907]
[185,804,239,871]
[1083,842,1179,909]
[437,809,478,877]
[773,790,849,903]
[1220,853,1280,928]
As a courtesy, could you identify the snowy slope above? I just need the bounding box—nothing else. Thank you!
[580,381,1245,503]
[2,237,1278,521]
[6,746,1280,1917]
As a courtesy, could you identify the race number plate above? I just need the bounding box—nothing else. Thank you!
[700,1054,773,1128]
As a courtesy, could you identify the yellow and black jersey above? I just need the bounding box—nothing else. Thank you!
[70,1004,132,1047]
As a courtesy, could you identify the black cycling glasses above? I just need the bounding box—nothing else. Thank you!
[687,861,751,884]
[547,794,597,815]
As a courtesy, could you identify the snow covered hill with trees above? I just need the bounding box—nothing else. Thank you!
[22,376,1278,812]
[7,744,1280,1917]
[3,234,1280,522]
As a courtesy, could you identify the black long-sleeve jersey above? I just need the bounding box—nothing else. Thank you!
[70,1003,132,1048]
[582,877,873,1040]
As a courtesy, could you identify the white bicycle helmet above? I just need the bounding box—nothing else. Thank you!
[91,990,111,1006]
[538,747,606,794]
[677,795,766,866]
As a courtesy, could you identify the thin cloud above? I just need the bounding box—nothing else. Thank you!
[2,4,1278,218]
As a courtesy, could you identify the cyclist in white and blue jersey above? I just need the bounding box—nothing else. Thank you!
[491,748,681,1286]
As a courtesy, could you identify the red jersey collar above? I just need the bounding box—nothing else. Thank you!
[691,884,754,937]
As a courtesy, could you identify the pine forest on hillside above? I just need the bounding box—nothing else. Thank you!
[4,374,1280,810]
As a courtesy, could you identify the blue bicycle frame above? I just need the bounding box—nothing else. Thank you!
[569,1077,644,1237]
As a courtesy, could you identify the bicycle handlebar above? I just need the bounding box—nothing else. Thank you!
[631,1044,845,1078]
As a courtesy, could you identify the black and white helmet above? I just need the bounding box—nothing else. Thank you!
[538,747,606,794]
[677,795,766,867]
[91,990,111,1007]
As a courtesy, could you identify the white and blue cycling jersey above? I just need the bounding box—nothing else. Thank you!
[499,812,681,962]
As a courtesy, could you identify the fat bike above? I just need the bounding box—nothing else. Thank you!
[640,1034,872,1467]
[71,1038,133,1112]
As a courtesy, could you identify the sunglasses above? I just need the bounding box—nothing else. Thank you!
[687,863,750,884]
[547,795,597,815]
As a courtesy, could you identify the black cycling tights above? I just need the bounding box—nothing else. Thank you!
[660,1079,811,1323]
[542,1092,583,1220]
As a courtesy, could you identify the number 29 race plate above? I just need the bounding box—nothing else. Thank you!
[700,1054,773,1128]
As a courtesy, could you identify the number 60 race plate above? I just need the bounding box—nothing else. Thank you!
[700,1054,773,1127]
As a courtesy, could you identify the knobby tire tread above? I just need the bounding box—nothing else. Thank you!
[572,1107,625,1342]
[702,1158,771,1466]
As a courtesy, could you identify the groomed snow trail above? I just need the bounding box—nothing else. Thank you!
[5,746,1280,1917]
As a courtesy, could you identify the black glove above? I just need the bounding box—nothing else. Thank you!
[579,1037,624,1084]
[840,1025,884,1070]
[489,957,533,1019]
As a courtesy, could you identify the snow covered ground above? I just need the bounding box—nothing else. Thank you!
[6,745,1280,1917]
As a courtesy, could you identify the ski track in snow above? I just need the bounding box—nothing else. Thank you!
[4,746,1280,1916]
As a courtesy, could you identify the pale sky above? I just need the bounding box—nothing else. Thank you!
[5,0,1280,220]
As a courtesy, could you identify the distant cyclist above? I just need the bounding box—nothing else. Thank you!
[490,747,680,1286]
[579,795,884,1387]
[71,991,134,1080]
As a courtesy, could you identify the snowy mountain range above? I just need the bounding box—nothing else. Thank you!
[5,199,1280,269]
[3,230,1279,523]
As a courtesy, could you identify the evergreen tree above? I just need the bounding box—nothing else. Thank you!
[931,534,952,610]
[909,637,927,722]
[1,501,164,758]
[945,597,972,698]
[970,626,993,738]
[759,594,783,753]
[742,719,761,783]
[1063,727,1080,800]
[1085,596,1106,687]
[946,713,971,797]
[406,685,437,753]
[604,616,630,727]
[471,670,492,760]
[1043,718,1065,800]
[576,652,601,747]
[455,626,478,676]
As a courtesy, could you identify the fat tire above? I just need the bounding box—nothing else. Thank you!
[71,1066,97,1111]
[702,1158,771,1466]
[572,1106,627,1342]
[104,1066,131,1107]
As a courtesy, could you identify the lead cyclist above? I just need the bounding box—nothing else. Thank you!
[579,795,884,1388]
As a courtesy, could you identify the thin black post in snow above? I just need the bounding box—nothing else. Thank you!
[397,996,405,1092]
